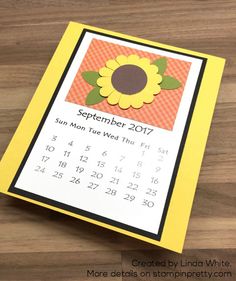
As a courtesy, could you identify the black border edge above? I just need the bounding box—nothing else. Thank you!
[8,28,207,242]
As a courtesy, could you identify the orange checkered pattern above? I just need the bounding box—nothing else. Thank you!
[66,39,191,130]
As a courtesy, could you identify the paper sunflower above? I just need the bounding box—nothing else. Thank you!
[82,55,182,110]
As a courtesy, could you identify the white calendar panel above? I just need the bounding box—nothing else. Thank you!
[14,32,203,235]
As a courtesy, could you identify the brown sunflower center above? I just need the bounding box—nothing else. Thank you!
[111,64,147,95]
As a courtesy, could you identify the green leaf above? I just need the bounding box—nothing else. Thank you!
[85,87,105,105]
[82,71,100,86]
[160,76,181,90]
[152,57,167,75]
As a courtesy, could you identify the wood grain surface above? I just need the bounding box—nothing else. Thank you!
[0,0,235,280]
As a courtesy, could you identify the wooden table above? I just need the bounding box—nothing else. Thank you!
[0,1,235,280]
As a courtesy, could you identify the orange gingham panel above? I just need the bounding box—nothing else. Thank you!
[66,38,191,130]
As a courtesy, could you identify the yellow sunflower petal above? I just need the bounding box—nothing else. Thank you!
[116,55,127,65]
[127,54,139,64]
[106,59,119,70]
[119,95,132,109]
[97,77,110,87]
[148,73,162,85]
[136,60,159,80]
[148,64,159,73]
[100,86,113,97]
[107,91,121,105]
[138,57,151,66]
[143,94,155,104]
[131,98,144,109]
[99,67,113,77]
[140,83,160,97]
[156,74,162,84]
[153,84,161,95]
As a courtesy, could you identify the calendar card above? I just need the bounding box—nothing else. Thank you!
[0,22,225,252]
